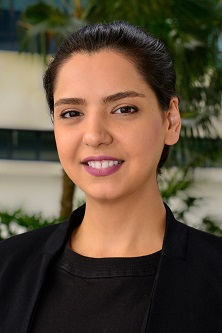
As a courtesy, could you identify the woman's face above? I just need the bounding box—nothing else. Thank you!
[53,50,179,202]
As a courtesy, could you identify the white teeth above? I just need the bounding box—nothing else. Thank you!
[95,161,101,169]
[87,160,121,169]
[102,161,109,169]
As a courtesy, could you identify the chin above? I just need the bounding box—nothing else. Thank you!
[82,186,123,203]
[85,192,120,203]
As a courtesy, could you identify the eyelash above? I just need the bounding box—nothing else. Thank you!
[60,110,83,118]
[59,105,139,119]
[113,105,139,114]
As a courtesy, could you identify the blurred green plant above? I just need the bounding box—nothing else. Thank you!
[159,167,198,222]
[0,209,58,241]
[159,166,222,231]
[200,216,222,236]
[18,0,85,61]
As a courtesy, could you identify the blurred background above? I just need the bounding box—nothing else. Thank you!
[0,0,222,239]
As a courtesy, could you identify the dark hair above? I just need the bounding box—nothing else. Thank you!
[43,21,177,172]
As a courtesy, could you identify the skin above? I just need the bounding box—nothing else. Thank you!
[53,50,181,258]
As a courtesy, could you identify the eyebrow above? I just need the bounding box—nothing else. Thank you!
[102,91,145,103]
[54,97,86,108]
[54,91,145,108]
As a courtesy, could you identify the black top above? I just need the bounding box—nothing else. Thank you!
[31,243,161,333]
[2,204,222,332]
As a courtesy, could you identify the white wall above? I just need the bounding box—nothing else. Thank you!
[0,160,84,218]
[0,51,52,130]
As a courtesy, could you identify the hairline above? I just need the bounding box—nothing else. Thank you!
[51,47,170,116]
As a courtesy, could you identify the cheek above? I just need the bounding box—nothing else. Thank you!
[54,128,64,156]
[54,127,78,161]
[134,122,165,155]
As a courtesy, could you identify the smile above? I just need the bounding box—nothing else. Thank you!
[87,160,121,169]
[81,156,124,176]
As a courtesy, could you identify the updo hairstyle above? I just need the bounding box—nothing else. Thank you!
[43,21,177,172]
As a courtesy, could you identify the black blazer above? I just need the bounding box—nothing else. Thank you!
[0,204,222,333]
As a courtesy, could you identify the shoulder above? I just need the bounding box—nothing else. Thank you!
[0,221,68,261]
[164,203,222,264]
[174,218,222,269]
[186,223,222,259]
[0,204,85,265]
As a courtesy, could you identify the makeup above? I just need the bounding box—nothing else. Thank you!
[81,155,124,177]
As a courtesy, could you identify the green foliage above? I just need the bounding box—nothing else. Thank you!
[200,216,222,236]
[86,0,222,78]
[18,1,85,59]
[159,167,193,201]
[159,167,222,233]
[169,138,222,168]
[159,167,199,223]
[0,209,58,241]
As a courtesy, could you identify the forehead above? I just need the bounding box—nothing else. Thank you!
[60,49,137,72]
[54,50,149,95]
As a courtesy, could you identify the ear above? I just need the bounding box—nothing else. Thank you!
[164,97,181,146]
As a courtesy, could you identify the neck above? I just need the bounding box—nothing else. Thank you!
[71,187,166,258]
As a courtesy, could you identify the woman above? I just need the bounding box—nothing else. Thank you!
[1,21,222,333]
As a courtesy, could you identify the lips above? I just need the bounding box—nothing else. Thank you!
[81,156,124,176]
[87,160,121,169]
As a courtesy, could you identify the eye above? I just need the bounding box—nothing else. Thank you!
[60,110,83,118]
[113,106,139,114]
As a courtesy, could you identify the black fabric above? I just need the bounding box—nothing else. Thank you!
[1,204,222,333]
[31,244,161,333]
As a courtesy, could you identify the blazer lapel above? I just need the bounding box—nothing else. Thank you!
[144,204,189,333]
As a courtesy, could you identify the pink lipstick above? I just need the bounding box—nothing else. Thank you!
[81,155,124,176]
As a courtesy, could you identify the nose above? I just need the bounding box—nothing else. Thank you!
[82,116,113,147]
